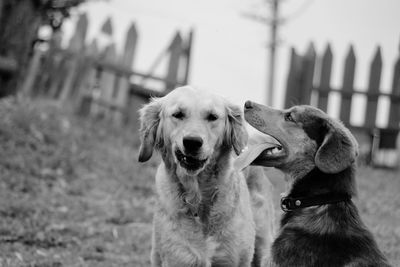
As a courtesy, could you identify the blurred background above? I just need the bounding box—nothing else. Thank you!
[0,0,399,266]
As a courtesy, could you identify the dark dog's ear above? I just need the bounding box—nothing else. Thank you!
[138,98,162,162]
[315,119,358,173]
[225,104,248,155]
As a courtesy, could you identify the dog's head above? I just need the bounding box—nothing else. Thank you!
[138,86,247,176]
[242,101,358,175]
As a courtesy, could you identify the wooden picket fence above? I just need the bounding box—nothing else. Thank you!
[284,42,400,167]
[21,13,193,128]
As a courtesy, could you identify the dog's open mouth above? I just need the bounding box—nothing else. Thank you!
[234,134,286,170]
[175,150,207,171]
[254,141,286,160]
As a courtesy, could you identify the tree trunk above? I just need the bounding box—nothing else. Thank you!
[0,0,41,97]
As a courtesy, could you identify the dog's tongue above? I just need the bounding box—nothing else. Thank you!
[234,142,277,171]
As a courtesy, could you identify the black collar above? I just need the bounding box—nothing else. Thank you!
[280,193,351,212]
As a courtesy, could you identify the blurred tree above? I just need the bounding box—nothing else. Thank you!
[0,0,93,97]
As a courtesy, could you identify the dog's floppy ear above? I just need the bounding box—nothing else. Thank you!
[225,103,248,155]
[138,98,162,162]
[315,118,358,173]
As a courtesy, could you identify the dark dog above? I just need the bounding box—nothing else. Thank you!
[239,102,390,267]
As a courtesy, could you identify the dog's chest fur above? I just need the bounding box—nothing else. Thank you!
[157,151,240,234]
[178,167,239,235]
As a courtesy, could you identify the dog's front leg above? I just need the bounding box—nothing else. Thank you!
[150,248,162,267]
[163,252,211,267]
[156,220,211,267]
[151,221,162,267]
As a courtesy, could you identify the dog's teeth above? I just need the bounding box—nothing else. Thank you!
[272,147,280,154]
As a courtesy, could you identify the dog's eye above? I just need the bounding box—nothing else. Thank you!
[172,111,185,119]
[206,113,218,121]
[284,112,295,122]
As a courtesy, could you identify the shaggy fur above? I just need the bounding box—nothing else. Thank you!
[138,86,275,267]
[243,102,391,267]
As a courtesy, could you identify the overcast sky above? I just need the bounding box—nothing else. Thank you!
[63,0,400,126]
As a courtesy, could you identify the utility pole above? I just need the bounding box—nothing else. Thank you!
[268,0,279,106]
[243,0,281,106]
[244,0,313,106]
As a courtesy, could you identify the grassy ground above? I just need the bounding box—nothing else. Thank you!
[0,98,399,266]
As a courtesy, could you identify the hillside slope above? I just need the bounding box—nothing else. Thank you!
[0,98,158,266]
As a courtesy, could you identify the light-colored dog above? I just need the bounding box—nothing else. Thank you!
[138,86,274,267]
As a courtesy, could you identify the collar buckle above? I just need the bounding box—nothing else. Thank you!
[280,197,295,212]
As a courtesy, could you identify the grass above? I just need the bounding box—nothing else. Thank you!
[0,97,399,266]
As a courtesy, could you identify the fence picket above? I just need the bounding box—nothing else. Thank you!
[48,55,67,98]
[77,40,99,116]
[284,48,301,108]
[364,46,382,128]
[69,13,88,51]
[75,40,98,96]
[115,23,138,124]
[59,14,88,102]
[165,32,183,91]
[98,44,117,118]
[300,43,316,105]
[183,29,194,85]
[0,0,3,24]
[121,23,137,66]
[317,44,333,112]
[20,48,43,97]
[340,45,356,125]
[388,41,400,129]
[101,17,113,35]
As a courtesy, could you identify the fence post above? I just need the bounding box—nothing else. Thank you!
[364,46,382,128]
[388,41,400,129]
[58,13,88,102]
[300,43,316,105]
[165,31,183,91]
[115,22,138,124]
[47,53,67,98]
[77,40,99,116]
[182,29,194,85]
[42,30,64,97]
[340,45,356,125]
[88,17,115,118]
[19,46,44,97]
[98,44,117,119]
[316,44,332,112]
[0,0,3,23]
[284,48,301,108]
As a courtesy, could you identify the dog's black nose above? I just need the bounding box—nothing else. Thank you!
[183,136,203,152]
[244,101,253,109]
